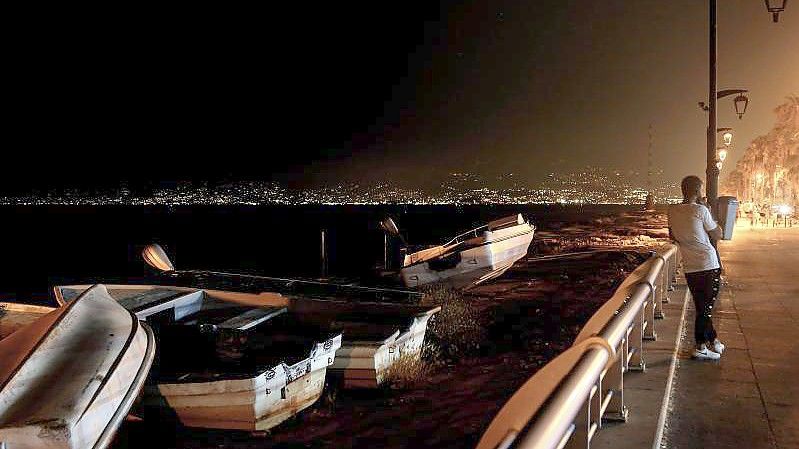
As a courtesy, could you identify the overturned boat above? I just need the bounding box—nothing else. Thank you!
[0,285,156,449]
[55,284,341,431]
[386,214,536,289]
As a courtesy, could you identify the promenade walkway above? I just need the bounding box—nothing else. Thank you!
[664,226,799,448]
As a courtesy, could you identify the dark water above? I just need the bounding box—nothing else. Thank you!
[0,204,637,302]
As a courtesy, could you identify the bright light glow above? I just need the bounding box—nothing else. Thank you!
[716,161,723,170]
[723,132,733,146]
[718,148,728,161]
[778,204,792,215]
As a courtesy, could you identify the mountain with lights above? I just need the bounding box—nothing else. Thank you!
[722,95,799,207]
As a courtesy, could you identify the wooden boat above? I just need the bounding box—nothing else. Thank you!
[0,285,156,449]
[54,285,342,431]
[57,284,440,390]
[398,214,536,289]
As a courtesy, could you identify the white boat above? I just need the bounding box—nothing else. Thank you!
[54,284,342,431]
[0,285,156,449]
[57,283,440,391]
[398,214,536,289]
[291,298,440,388]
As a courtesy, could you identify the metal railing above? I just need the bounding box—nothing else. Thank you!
[476,243,681,449]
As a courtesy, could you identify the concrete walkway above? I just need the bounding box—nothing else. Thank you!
[664,226,799,449]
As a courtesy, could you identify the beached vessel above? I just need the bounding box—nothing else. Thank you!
[57,283,440,391]
[54,285,342,430]
[291,298,440,388]
[396,214,536,289]
[0,285,156,449]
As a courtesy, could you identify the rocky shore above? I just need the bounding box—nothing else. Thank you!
[113,210,670,449]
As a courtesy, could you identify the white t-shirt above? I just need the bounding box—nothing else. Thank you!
[668,203,720,273]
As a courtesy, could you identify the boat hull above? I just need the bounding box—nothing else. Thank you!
[0,285,156,449]
[400,224,534,289]
[331,312,436,388]
[142,335,341,431]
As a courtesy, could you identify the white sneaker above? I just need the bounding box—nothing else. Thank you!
[713,339,725,355]
[693,345,721,360]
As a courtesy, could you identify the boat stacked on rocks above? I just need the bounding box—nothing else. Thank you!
[386,213,536,289]
[54,281,441,430]
[0,285,156,449]
[55,284,342,431]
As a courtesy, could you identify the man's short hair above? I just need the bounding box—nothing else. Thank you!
[681,175,703,198]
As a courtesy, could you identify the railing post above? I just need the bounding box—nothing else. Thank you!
[643,282,657,341]
[628,303,646,372]
[661,257,671,304]
[654,268,666,318]
[603,346,628,422]
[668,254,678,291]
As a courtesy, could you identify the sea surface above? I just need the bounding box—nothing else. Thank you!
[0,204,639,302]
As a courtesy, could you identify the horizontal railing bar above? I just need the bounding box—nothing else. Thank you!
[479,244,681,449]
[600,283,651,349]
[515,347,610,449]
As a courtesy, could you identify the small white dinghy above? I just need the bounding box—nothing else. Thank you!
[394,214,536,289]
[0,285,156,449]
[55,285,342,431]
[290,298,440,388]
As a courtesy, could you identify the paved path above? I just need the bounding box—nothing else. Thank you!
[664,226,799,449]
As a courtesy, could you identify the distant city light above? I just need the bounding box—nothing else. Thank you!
[0,168,683,206]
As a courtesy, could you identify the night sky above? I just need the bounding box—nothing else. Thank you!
[4,1,797,193]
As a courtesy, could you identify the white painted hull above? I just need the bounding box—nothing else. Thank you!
[54,284,342,431]
[401,223,535,289]
[330,309,438,388]
[143,335,341,431]
[0,285,156,449]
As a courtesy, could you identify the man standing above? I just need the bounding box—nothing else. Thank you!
[668,176,725,360]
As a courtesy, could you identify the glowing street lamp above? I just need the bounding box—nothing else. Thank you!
[718,127,734,146]
[723,132,733,145]
[718,148,728,162]
[716,161,723,171]
[765,0,788,22]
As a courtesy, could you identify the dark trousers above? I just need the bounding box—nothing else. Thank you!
[685,268,721,345]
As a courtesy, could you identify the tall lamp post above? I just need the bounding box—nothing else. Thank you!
[702,0,787,218]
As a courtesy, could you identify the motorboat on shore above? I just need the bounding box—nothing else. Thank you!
[55,284,341,431]
[0,285,155,449]
[388,214,536,289]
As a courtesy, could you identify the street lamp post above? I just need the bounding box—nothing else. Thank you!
[703,1,787,218]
